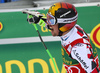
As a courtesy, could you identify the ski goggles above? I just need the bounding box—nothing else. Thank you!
[47,13,56,25]
[47,13,78,25]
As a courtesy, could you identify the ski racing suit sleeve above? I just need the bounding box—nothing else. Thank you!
[71,43,98,73]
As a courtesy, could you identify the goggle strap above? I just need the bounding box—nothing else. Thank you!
[57,14,78,23]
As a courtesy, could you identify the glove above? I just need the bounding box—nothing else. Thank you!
[27,14,40,24]
[27,14,47,27]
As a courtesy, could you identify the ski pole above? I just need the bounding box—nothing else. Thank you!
[32,23,58,73]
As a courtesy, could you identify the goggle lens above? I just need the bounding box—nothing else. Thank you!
[47,13,55,25]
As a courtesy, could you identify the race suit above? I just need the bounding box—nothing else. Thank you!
[60,24,99,73]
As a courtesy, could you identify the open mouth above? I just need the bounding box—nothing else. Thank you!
[49,26,53,30]
[47,25,53,30]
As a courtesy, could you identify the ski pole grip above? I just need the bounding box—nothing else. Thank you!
[32,23,38,30]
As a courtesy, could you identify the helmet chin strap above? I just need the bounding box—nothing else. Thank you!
[58,30,63,36]
[58,23,63,36]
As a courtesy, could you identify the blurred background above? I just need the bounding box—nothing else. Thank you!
[0,0,100,9]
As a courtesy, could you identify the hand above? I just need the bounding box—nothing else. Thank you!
[26,10,47,27]
[27,14,47,27]
[27,14,40,24]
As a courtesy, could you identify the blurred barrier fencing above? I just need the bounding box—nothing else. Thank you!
[0,0,100,8]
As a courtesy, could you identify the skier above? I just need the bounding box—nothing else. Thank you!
[27,2,99,73]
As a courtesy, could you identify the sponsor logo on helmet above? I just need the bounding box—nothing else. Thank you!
[0,22,3,31]
[90,24,100,48]
[60,10,71,18]
[58,14,78,23]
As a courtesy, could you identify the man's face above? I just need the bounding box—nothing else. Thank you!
[49,24,59,36]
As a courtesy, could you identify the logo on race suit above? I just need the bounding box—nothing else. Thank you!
[90,24,100,48]
[0,22,3,31]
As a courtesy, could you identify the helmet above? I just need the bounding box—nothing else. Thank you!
[47,2,78,35]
